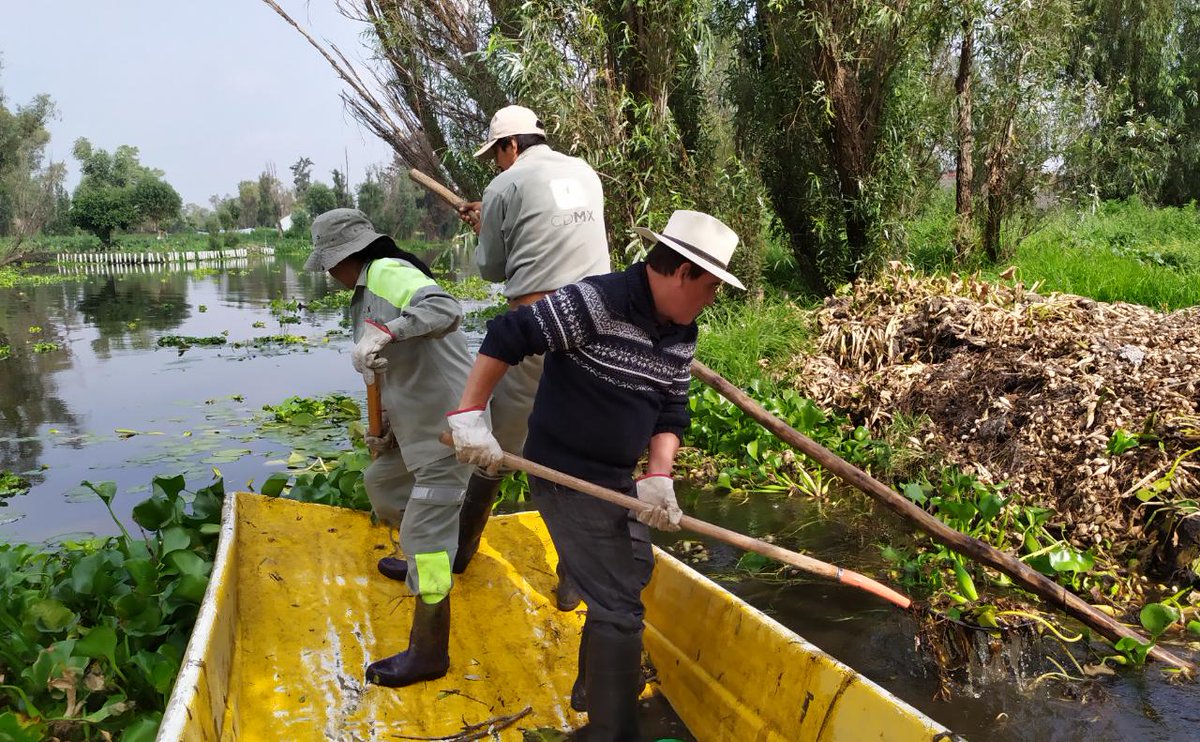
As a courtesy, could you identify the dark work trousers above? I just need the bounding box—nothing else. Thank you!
[529,475,654,636]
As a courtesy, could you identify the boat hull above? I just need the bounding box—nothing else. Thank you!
[159,493,948,740]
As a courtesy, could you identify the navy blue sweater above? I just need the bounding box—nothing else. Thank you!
[479,262,695,488]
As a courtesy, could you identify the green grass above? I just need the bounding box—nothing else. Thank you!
[696,295,814,389]
[904,195,1200,310]
[1007,199,1200,309]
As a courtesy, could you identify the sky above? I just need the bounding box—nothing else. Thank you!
[0,1,395,207]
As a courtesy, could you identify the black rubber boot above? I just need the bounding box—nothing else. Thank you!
[452,472,502,573]
[377,556,409,582]
[570,621,647,714]
[570,622,590,712]
[365,597,451,687]
[574,625,643,741]
[556,560,582,612]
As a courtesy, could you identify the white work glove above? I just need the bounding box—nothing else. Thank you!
[635,475,683,531]
[365,412,397,455]
[446,407,503,474]
[353,320,393,385]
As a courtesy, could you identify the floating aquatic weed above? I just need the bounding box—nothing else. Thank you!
[157,335,226,351]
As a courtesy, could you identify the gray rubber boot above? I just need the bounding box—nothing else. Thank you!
[365,597,451,687]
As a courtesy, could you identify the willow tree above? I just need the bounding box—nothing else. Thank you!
[1063,0,1200,206]
[967,0,1075,261]
[727,0,950,291]
[263,0,770,289]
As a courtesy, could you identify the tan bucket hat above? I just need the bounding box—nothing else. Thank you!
[634,210,744,290]
[473,105,546,158]
[304,208,386,272]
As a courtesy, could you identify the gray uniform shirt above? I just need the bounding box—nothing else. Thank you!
[350,257,473,470]
[476,144,611,299]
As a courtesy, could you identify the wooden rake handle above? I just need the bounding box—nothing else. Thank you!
[437,432,912,609]
[366,380,384,461]
[408,169,467,210]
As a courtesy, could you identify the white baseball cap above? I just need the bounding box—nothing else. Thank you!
[634,210,744,290]
[473,105,547,157]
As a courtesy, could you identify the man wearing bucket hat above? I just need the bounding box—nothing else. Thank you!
[305,208,476,688]
[447,210,742,739]
[431,104,609,608]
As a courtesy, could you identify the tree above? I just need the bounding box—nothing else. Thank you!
[1063,0,1200,205]
[289,156,313,196]
[70,184,138,245]
[303,182,337,217]
[263,0,774,290]
[69,137,181,245]
[953,0,1074,261]
[0,74,59,260]
[728,0,950,288]
[131,177,182,236]
[331,169,354,208]
[237,180,260,228]
[257,168,282,227]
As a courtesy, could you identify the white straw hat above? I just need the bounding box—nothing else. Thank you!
[634,210,744,290]
[473,105,547,157]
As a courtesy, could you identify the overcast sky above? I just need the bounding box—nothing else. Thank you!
[0,1,395,207]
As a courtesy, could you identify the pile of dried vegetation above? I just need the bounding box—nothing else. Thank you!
[786,264,1200,582]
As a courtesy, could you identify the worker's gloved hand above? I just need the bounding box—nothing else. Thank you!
[353,320,393,385]
[635,475,683,531]
[447,407,502,474]
[365,413,397,455]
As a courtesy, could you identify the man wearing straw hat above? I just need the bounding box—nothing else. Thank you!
[447,210,743,739]
[419,104,610,608]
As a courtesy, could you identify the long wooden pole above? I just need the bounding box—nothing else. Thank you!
[438,434,911,608]
[366,380,384,461]
[408,169,467,210]
[407,167,1193,670]
[690,360,1194,672]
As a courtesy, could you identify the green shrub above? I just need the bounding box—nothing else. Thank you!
[697,296,813,390]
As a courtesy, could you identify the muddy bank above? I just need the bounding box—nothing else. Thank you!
[785,265,1200,585]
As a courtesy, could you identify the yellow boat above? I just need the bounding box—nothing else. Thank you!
[158,492,950,740]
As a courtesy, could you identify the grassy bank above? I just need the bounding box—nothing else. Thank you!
[905,194,1200,310]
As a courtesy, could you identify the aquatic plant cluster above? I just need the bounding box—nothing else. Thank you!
[0,476,225,741]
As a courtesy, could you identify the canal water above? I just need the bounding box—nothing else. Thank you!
[1,252,1195,740]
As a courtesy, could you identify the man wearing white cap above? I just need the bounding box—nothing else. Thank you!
[444,104,610,608]
[446,210,742,740]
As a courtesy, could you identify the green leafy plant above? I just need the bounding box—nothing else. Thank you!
[444,276,495,302]
[156,335,226,351]
[0,475,225,739]
[31,341,60,353]
[1106,428,1141,455]
[262,394,359,426]
[0,469,32,505]
[686,381,889,494]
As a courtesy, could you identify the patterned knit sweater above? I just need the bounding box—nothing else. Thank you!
[479,262,695,487]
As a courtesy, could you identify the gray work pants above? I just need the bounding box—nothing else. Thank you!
[530,475,654,636]
[364,451,472,601]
